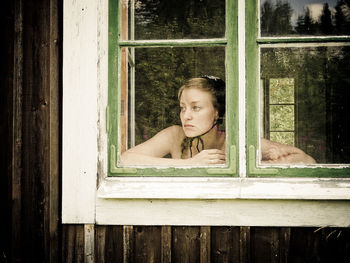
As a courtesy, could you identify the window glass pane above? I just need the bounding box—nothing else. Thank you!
[120,47,226,163]
[261,46,350,164]
[260,0,350,37]
[125,0,225,40]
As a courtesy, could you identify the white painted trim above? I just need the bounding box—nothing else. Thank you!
[62,0,99,223]
[96,198,350,227]
[97,177,350,200]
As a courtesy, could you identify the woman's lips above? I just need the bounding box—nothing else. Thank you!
[184,124,194,128]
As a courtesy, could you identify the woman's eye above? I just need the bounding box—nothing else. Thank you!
[193,106,200,111]
[180,106,185,112]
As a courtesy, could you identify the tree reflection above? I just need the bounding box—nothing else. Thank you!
[261,0,350,36]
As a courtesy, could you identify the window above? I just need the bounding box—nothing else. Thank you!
[62,0,350,226]
[108,0,239,176]
[247,0,350,176]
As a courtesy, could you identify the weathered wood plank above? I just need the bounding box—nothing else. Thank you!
[172,226,200,263]
[288,227,350,262]
[95,225,124,263]
[84,224,95,263]
[62,225,85,263]
[48,0,61,261]
[134,226,161,263]
[123,226,134,263]
[279,227,291,263]
[11,0,23,261]
[21,0,53,261]
[161,226,172,263]
[251,227,280,263]
[106,226,124,262]
[211,227,240,263]
[95,225,107,263]
[200,226,211,263]
[239,226,251,263]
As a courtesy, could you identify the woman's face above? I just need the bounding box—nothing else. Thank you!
[179,88,218,137]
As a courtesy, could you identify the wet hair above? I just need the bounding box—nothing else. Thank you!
[178,76,226,158]
[178,76,225,124]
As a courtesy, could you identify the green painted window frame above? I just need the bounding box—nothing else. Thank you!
[246,0,350,177]
[107,0,239,177]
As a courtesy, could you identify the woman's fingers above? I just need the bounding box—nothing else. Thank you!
[203,149,226,164]
[189,149,226,165]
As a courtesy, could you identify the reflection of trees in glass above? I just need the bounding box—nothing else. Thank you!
[261,47,350,163]
[295,7,314,34]
[261,0,350,36]
[335,0,350,34]
[320,3,334,34]
[133,0,225,39]
[260,0,293,36]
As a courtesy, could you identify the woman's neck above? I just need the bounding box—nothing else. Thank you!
[200,125,224,149]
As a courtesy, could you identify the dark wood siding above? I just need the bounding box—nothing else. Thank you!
[1,0,350,262]
[61,226,350,263]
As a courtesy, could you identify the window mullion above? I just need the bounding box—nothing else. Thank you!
[238,0,246,177]
[118,39,228,47]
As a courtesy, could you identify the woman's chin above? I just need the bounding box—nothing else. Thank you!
[184,131,201,138]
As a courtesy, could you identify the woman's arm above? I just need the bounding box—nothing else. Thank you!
[120,126,225,166]
[261,138,316,164]
[120,126,184,166]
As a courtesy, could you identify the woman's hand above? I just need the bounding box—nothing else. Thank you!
[187,149,226,165]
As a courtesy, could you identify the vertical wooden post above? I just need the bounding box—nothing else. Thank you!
[200,226,211,263]
[12,0,23,261]
[48,0,61,261]
[280,227,291,263]
[161,226,172,263]
[239,226,251,263]
[123,226,134,263]
[84,224,95,263]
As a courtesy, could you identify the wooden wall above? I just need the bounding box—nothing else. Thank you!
[60,225,350,263]
[1,0,350,262]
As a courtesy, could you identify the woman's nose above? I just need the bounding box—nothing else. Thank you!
[183,109,192,119]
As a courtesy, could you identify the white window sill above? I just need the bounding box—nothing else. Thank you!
[97,177,350,200]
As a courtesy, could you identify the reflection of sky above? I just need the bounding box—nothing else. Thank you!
[261,0,339,25]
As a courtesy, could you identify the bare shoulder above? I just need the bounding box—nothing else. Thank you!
[163,125,186,143]
[166,125,185,135]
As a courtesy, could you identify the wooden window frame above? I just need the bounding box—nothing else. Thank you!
[246,0,350,177]
[107,0,239,177]
[62,0,350,226]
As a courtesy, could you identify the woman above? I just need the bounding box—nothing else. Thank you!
[120,76,315,166]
